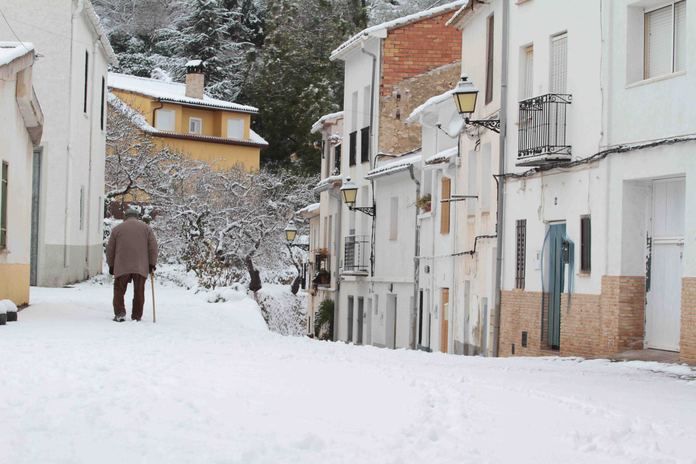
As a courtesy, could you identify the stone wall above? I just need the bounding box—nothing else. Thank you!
[500,275,647,360]
[379,62,461,156]
[681,277,696,364]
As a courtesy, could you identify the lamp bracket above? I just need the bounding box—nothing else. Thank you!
[350,206,376,217]
[465,117,500,133]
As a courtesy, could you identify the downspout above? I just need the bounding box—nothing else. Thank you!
[408,165,421,349]
[492,0,509,358]
[360,41,378,278]
[64,1,80,269]
[330,188,342,341]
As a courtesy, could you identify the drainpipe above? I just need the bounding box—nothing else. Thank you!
[408,164,421,349]
[492,0,510,358]
[360,41,378,278]
[330,188,342,341]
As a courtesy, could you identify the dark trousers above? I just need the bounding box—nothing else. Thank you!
[113,273,147,320]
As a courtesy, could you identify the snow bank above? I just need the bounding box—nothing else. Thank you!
[255,284,307,336]
[0,299,17,314]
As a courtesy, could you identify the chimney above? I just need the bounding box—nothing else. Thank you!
[185,60,205,99]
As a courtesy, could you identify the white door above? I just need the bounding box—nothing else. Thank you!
[645,178,684,351]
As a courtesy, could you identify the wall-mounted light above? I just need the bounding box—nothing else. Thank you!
[452,75,500,133]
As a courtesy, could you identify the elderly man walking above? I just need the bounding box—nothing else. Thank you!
[106,208,158,322]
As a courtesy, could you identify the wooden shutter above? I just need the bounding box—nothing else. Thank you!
[580,216,591,273]
[515,219,526,289]
[550,33,568,93]
[644,5,672,79]
[485,14,495,104]
[440,177,451,235]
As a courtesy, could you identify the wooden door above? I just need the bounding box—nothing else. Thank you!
[440,288,449,353]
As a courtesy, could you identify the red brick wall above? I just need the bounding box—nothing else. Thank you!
[681,277,696,364]
[380,13,462,97]
[500,276,647,360]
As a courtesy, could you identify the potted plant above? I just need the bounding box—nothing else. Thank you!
[416,193,432,213]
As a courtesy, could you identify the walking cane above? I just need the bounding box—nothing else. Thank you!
[150,271,157,323]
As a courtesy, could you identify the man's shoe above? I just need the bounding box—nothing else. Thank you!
[131,318,141,322]
[113,314,126,322]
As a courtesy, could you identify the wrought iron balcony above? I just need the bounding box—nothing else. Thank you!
[343,235,370,275]
[517,93,572,167]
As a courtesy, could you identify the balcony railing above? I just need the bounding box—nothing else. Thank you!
[517,93,572,166]
[343,235,370,275]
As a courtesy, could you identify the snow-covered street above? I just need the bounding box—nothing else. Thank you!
[1,280,695,464]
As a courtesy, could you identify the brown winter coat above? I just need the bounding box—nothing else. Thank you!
[106,218,158,278]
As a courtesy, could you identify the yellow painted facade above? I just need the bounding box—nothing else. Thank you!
[111,89,261,171]
[0,263,30,306]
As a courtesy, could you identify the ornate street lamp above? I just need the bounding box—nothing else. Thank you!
[340,177,375,217]
[452,75,500,133]
[284,222,309,250]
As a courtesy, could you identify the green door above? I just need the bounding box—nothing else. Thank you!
[548,223,566,349]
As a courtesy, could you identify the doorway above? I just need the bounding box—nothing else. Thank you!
[386,294,397,349]
[30,147,42,286]
[645,178,684,352]
[347,296,354,343]
[440,288,449,353]
[356,297,364,345]
[546,223,566,350]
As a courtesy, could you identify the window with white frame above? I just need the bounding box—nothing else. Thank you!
[644,1,686,79]
[550,33,568,94]
[189,117,202,135]
[389,197,398,241]
[227,118,244,139]
[520,45,534,100]
[154,109,175,131]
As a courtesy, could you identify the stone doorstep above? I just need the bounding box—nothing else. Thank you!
[611,349,681,364]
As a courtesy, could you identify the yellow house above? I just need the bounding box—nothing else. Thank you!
[108,63,266,171]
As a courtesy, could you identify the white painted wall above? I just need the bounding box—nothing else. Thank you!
[0,0,112,286]
[501,0,606,296]
[0,56,35,267]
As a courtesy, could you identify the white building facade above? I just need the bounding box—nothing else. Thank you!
[498,0,696,364]
[0,0,117,286]
[0,43,44,306]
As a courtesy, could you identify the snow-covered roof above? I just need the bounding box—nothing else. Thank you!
[407,89,455,124]
[83,0,118,64]
[108,72,259,114]
[311,111,344,134]
[0,42,34,68]
[330,1,467,61]
[314,174,343,193]
[296,203,320,218]
[425,146,458,165]
[108,93,268,147]
[186,59,203,67]
[365,151,422,179]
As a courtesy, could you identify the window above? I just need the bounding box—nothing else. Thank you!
[520,45,534,99]
[351,91,359,130]
[580,215,591,273]
[154,109,175,131]
[360,127,370,164]
[644,1,686,79]
[0,162,7,248]
[188,117,202,135]
[485,14,495,104]
[334,145,341,172]
[227,118,244,139]
[467,150,478,216]
[100,77,105,130]
[515,219,527,289]
[349,131,357,166]
[83,51,89,114]
[79,186,85,231]
[363,85,371,127]
[550,33,568,93]
[389,197,398,241]
[440,177,451,235]
[480,144,492,212]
